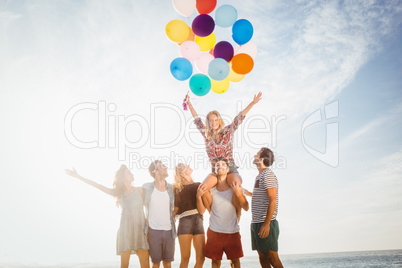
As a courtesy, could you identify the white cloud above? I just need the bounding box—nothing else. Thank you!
[277,148,402,253]
[247,0,402,118]
[341,102,402,147]
[336,149,402,213]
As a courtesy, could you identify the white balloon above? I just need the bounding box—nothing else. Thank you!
[234,41,257,58]
[172,0,196,17]
[195,53,214,74]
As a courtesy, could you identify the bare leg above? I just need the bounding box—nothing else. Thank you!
[178,235,193,268]
[227,173,243,185]
[203,173,218,189]
[227,173,243,221]
[137,250,150,268]
[193,234,205,268]
[230,258,240,268]
[258,251,272,268]
[212,259,221,268]
[202,173,218,210]
[268,250,283,268]
[152,262,161,268]
[162,261,171,268]
[120,251,131,268]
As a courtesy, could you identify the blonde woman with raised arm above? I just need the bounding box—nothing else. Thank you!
[65,165,150,268]
[184,92,262,216]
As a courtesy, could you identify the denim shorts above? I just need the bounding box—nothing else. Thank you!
[177,214,205,235]
[211,162,239,174]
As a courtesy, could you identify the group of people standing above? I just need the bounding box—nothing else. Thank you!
[65,92,283,268]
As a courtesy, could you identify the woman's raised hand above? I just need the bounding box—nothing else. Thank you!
[241,92,263,116]
[65,167,79,178]
[252,92,262,105]
[64,168,113,195]
[184,92,191,105]
[184,92,199,119]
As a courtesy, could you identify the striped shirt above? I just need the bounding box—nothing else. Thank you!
[251,168,279,223]
[194,112,245,165]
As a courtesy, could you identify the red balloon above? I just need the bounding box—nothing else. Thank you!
[196,0,217,14]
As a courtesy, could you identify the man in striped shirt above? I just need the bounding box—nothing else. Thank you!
[250,147,283,268]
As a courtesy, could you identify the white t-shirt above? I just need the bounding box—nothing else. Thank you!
[149,187,171,230]
[209,187,239,234]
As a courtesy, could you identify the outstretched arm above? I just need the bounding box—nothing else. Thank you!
[184,92,199,119]
[244,188,253,197]
[65,168,115,196]
[241,92,262,117]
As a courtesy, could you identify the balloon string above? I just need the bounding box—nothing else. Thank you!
[182,98,188,111]
[183,90,189,111]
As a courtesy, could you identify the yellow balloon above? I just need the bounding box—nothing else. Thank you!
[165,20,190,43]
[228,62,245,82]
[195,33,216,52]
[211,77,230,94]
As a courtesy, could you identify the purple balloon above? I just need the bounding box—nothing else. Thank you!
[213,41,234,62]
[192,14,215,37]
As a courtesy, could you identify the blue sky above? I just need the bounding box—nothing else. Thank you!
[0,0,401,265]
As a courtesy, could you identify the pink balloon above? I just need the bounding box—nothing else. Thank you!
[195,53,214,74]
[180,41,201,62]
[234,41,258,58]
[173,0,196,17]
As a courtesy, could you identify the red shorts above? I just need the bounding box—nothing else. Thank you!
[204,228,244,260]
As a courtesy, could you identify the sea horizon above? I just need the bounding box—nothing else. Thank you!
[2,249,401,267]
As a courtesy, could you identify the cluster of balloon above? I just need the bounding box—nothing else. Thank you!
[166,0,257,96]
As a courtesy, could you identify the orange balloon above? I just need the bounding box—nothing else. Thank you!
[178,28,195,45]
[231,53,254,74]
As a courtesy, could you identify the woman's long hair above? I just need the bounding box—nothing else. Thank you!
[173,163,187,193]
[113,164,129,207]
[205,110,225,142]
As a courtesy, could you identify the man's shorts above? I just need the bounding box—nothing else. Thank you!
[250,220,280,253]
[178,214,205,235]
[204,228,244,260]
[148,228,175,263]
